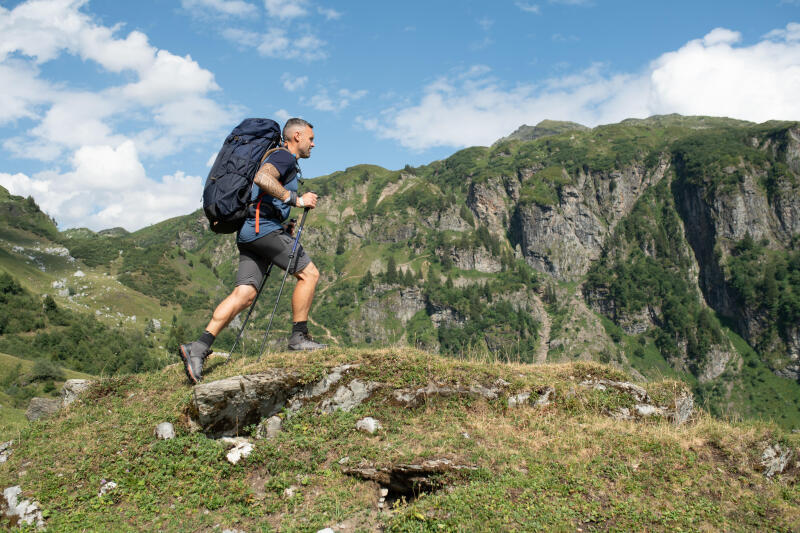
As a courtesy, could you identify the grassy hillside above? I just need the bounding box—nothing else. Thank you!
[1,114,799,436]
[0,348,797,531]
[0,351,92,440]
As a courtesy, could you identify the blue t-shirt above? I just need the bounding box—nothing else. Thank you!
[237,148,301,243]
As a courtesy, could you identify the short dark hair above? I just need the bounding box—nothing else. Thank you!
[283,118,313,142]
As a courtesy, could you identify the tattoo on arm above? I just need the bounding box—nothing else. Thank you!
[253,163,290,201]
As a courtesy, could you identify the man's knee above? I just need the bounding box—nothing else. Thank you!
[233,284,258,307]
[295,262,319,284]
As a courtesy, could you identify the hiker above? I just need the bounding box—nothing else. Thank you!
[180,118,326,384]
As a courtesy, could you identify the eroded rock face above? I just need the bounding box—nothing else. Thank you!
[580,378,694,425]
[392,382,503,409]
[25,398,61,422]
[761,443,793,478]
[191,369,304,438]
[510,162,668,282]
[61,379,92,407]
[191,366,368,437]
[342,458,478,497]
[447,247,502,273]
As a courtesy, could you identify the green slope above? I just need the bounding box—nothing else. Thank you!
[0,348,797,531]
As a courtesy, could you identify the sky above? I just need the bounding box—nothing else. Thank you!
[0,0,799,231]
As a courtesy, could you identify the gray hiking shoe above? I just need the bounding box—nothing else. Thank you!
[179,342,211,384]
[288,331,328,351]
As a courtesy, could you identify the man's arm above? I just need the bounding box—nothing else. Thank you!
[252,162,319,208]
[253,163,291,203]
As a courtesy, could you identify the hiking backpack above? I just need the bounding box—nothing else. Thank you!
[202,118,282,234]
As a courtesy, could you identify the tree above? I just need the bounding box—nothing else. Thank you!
[385,256,398,284]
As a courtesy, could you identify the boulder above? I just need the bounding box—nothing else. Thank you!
[2,486,44,529]
[192,369,304,438]
[761,443,793,478]
[155,422,175,440]
[191,366,361,437]
[319,380,380,414]
[25,398,61,421]
[255,416,282,440]
[355,417,382,434]
[61,379,93,407]
[0,441,11,464]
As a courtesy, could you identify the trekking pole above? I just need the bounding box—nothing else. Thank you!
[228,261,273,361]
[257,207,311,359]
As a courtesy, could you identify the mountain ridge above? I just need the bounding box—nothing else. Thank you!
[0,114,798,430]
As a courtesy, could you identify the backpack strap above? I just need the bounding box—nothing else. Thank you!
[253,146,298,234]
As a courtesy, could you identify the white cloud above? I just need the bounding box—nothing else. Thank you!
[478,17,493,31]
[0,0,234,229]
[264,0,308,19]
[307,88,367,112]
[222,27,326,61]
[515,2,541,14]
[274,109,291,122]
[282,73,309,92]
[317,6,342,20]
[0,142,205,231]
[365,24,800,149]
[181,0,258,17]
[764,22,800,41]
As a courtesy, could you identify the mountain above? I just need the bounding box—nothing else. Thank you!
[0,114,798,430]
[494,119,589,144]
[0,348,797,530]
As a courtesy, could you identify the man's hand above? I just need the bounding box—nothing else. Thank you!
[298,192,318,209]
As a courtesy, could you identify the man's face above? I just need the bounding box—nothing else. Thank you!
[294,125,315,159]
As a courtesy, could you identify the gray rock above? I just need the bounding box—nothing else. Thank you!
[392,382,502,408]
[0,441,11,464]
[3,485,44,529]
[155,422,175,440]
[534,387,555,407]
[25,397,61,421]
[507,392,531,408]
[634,404,663,417]
[669,391,694,425]
[192,369,303,438]
[610,407,633,421]
[220,437,254,465]
[319,380,380,413]
[61,379,93,407]
[355,417,382,434]
[98,480,117,497]
[579,379,649,403]
[255,416,282,440]
[761,443,793,478]
[192,366,368,437]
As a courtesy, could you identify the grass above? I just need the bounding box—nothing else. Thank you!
[0,347,797,531]
[0,352,94,440]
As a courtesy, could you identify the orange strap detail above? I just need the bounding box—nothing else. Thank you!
[255,193,265,234]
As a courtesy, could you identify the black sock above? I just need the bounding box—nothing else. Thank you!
[292,321,308,335]
[197,330,216,350]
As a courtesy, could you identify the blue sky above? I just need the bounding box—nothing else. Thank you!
[1,0,799,230]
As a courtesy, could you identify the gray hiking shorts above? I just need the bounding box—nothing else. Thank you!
[236,229,312,289]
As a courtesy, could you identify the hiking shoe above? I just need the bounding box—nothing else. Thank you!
[179,342,211,384]
[288,331,328,351]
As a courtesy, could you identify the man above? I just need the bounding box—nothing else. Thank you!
[179,118,326,384]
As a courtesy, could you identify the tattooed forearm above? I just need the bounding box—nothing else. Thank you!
[253,163,290,201]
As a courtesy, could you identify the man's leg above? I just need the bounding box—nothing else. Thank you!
[288,262,326,350]
[180,246,267,383]
[291,261,319,322]
[206,284,258,336]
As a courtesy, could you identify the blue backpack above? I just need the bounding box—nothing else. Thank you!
[203,118,282,234]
